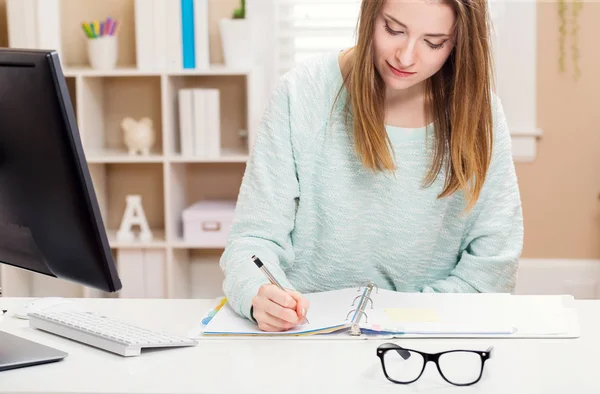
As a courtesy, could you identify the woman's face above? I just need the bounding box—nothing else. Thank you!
[373,0,456,93]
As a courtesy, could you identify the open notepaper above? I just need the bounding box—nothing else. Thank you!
[202,287,525,337]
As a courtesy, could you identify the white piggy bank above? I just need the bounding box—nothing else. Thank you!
[121,117,155,156]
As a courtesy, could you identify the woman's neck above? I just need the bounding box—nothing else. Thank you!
[385,82,428,128]
[385,81,425,106]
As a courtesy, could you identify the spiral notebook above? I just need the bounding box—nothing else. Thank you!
[201,283,525,337]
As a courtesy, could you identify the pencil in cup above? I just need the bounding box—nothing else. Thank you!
[81,17,119,39]
[251,255,309,324]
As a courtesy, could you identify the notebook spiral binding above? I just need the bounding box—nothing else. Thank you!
[345,282,378,336]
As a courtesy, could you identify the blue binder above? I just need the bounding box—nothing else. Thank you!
[181,0,195,68]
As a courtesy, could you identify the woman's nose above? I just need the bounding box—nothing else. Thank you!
[395,41,417,68]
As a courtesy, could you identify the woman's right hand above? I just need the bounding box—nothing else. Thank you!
[252,284,310,332]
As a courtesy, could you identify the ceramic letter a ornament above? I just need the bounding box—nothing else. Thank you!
[116,195,153,242]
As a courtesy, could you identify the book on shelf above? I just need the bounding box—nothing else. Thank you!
[135,0,154,70]
[116,249,165,299]
[143,249,166,298]
[178,88,221,158]
[136,0,210,71]
[6,0,62,62]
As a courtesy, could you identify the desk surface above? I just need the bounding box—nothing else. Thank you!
[0,297,598,394]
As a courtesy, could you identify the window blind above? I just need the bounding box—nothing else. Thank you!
[274,0,361,75]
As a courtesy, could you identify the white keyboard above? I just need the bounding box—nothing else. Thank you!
[28,310,198,357]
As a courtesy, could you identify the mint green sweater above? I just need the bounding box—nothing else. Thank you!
[219,51,523,321]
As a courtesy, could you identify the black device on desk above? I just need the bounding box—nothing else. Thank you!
[0,48,121,371]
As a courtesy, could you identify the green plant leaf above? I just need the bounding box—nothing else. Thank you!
[232,0,246,19]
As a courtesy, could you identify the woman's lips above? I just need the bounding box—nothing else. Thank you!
[388,62,416,77]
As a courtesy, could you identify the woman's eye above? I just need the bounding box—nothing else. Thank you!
[384,23,403,36]
[426,41,446,50]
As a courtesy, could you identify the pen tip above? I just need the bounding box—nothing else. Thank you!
[251,255,263,268]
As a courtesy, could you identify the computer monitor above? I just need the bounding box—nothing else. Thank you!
[0,48,122,371]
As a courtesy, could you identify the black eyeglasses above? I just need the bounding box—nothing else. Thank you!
[376,343,493,386]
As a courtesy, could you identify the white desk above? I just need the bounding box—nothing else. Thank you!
[0,297,598,394]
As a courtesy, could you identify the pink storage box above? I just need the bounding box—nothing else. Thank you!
[182,200,237,246]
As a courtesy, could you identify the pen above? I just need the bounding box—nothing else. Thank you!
[251,255,309,324]
[106,17,113,36]
[81,23,93,38]
[110,20,119,36]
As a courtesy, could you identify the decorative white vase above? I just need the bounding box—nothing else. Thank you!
[219,18,252,69]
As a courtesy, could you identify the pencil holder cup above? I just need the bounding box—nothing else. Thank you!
[87,35,117,70]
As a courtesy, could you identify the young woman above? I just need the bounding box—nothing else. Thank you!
[219,0,523,332]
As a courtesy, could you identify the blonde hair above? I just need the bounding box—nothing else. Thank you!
[335,0,496,211]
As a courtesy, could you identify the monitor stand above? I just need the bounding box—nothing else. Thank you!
[0,330,68,372]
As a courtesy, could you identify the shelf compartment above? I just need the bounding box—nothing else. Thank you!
[163,75,249,158]
[79,75,163,156]
[88,163,165,248]
[169,249,225,299]
[166,162,244,245]
[60,0,136,69]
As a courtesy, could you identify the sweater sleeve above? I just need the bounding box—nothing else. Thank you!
[422,95,524,293]
[219,78,299,321]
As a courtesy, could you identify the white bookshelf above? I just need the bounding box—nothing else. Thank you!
[0,0,268,300]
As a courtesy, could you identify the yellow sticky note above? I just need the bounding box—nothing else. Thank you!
[384,308,440,323]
